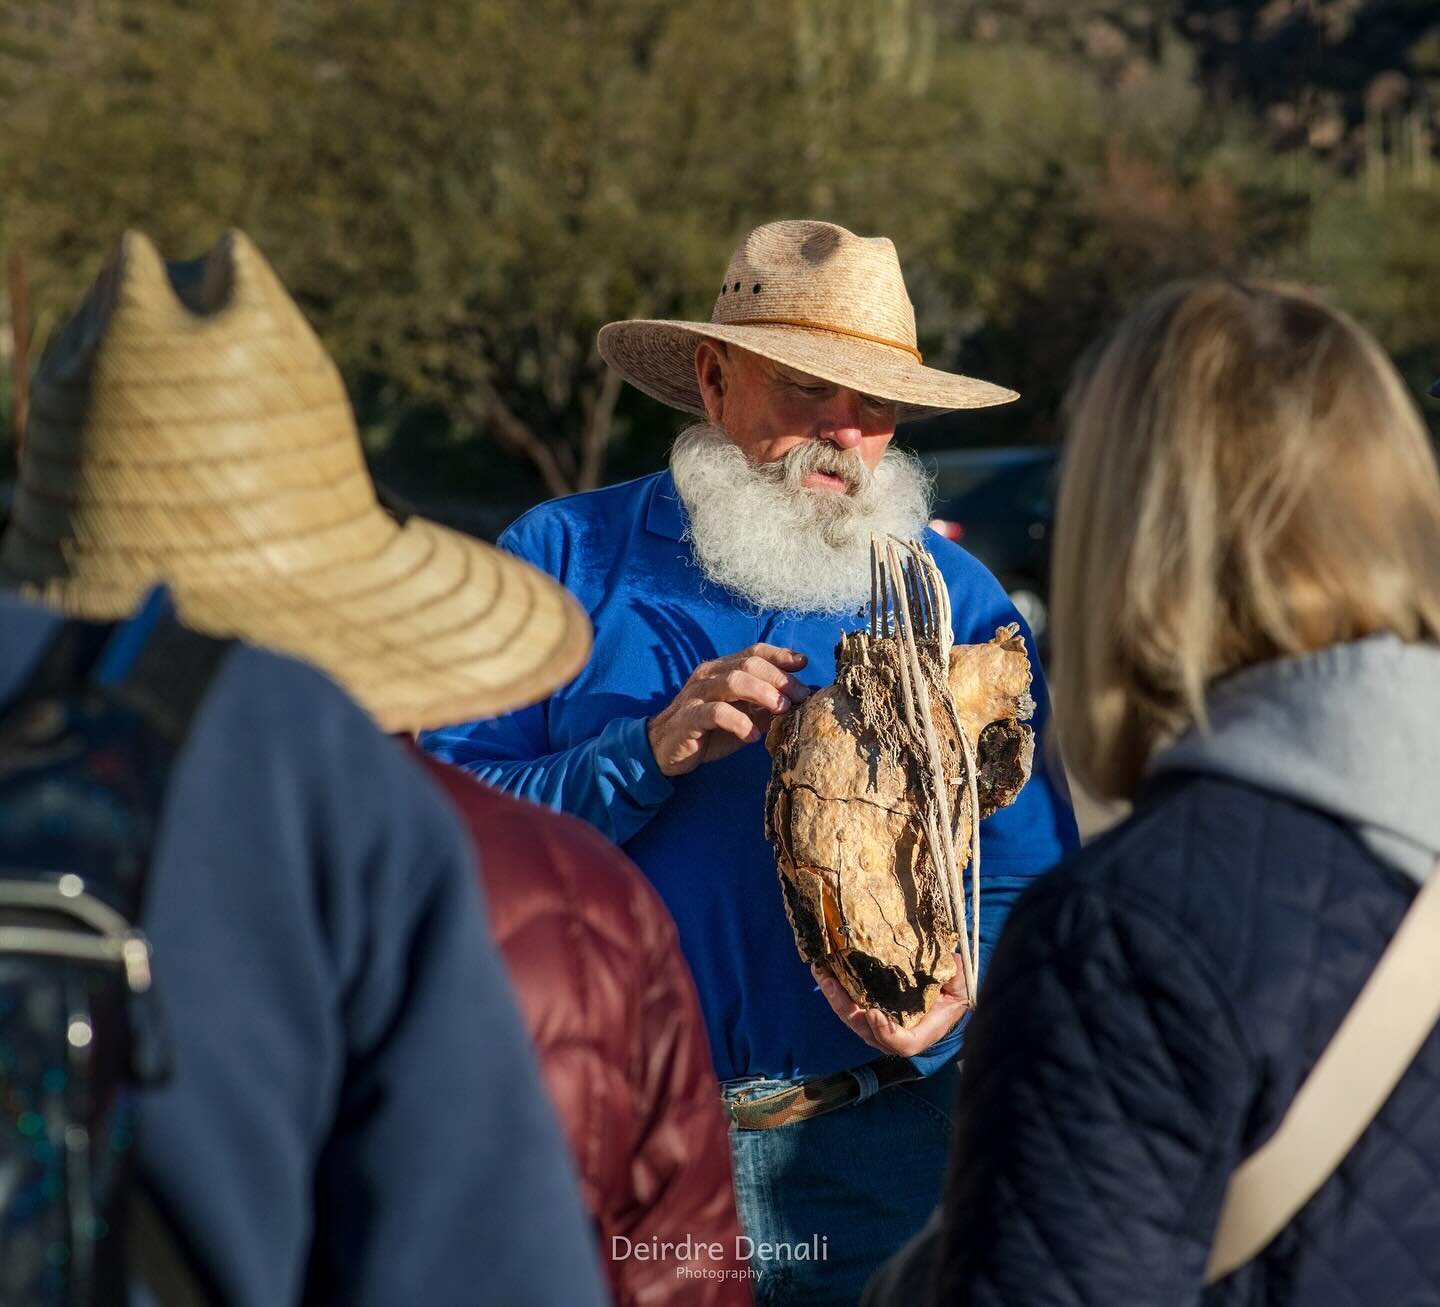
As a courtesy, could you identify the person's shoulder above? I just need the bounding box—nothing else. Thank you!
[212,639,371,740]
[0,601,358,741]
[206,642,457,825]
[425,755,669,948]
[504,473,666,546]
[1033,774,1255,903]
[198,645,479,946]
[0,597,367,771]
[0,591,58,634]
[1013,773,1390,985]
[980,781,1244,1021]
[0,595,61,697]
[1065,772,1356,875]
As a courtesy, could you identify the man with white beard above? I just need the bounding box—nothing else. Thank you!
[422,221,1078,1306]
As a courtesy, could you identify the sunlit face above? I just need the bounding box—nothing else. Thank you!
[694,340,898,488]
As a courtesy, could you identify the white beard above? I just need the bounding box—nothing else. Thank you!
[668,423,933,614]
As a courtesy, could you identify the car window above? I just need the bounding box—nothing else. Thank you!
[1012,458,1056,516]
[929,461,1002,501]
[933,453,1057,516]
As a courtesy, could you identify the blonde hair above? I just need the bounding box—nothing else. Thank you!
[1051,279,1440,800]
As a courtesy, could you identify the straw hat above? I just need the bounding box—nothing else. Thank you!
[0,230,590,732]
[598,219,1017,421]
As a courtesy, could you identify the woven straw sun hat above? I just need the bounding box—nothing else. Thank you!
[0,229,590,733]
[598,219,1017,420]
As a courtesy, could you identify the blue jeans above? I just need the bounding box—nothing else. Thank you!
[723,1058,959,1307]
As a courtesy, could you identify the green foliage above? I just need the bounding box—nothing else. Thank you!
[1,0,1436,501]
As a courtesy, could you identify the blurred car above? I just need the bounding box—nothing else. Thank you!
[922,447,1059,650]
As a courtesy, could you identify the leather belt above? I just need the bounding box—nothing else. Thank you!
[726,1055,923,1131]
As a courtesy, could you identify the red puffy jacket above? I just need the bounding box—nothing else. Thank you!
[415,751,752,1307]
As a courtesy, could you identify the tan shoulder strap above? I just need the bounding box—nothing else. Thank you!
[1206,858,1440,1284]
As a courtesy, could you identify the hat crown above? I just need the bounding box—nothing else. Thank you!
[42,229,339,388]
[4,229,381,591]
[709,220,917,348]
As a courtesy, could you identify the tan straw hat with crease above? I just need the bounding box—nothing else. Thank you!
[598,219,1018,420]
[0,229,590,732]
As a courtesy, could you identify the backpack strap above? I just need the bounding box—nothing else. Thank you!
[1206,857,1440,1282]
[0,618,114,738]
[107,601,232,1307]
[1,587,228,750]
[108,607,232,746]
[128,1185,218,1307]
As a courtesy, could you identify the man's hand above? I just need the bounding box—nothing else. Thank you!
[647,643,811,778]
[811,962,970,1058]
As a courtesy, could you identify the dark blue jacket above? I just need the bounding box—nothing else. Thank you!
[0,596,608,1307]
[934,772,1440,1306]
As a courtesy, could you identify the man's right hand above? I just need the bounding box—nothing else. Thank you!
[647,644,811,777]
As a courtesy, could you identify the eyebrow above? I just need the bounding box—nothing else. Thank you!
[770,366,892,405]
[769,363,824,387]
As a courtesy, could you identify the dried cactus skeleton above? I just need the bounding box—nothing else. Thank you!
[765,535,1036,1026]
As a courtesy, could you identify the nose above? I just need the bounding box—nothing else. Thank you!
[819,388,866,450]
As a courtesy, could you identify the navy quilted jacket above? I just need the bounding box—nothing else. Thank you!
[934,771,1440,1306]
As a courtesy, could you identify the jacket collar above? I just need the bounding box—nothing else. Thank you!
[1149,635,1440,884]
[645,469,689,542]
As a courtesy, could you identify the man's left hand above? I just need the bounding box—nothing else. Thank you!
[810,962,969,1058]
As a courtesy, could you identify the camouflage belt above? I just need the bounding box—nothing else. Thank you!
[726,1055,923,1130]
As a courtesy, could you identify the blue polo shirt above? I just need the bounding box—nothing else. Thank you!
[422,469,1078,1082]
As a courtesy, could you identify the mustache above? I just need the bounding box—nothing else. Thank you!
[755,441,872,495]
[668,423,933,614]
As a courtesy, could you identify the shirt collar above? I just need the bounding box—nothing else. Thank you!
[645,468,689,541]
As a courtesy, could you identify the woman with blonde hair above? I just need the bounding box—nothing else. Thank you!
[927,279,1440,1304]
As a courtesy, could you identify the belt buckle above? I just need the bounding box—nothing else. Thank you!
[728,1070,864,1130]
[728,1080,805,1129]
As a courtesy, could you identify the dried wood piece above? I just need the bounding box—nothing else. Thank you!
[765,632,968,1026]
[765,542,1036,1027]
[949,623,1036,818]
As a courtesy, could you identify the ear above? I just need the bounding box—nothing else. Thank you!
[694,339,728,423]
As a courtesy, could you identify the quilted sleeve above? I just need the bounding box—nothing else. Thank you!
[932,879,1254,1306]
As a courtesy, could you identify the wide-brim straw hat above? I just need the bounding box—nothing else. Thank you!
[598,219,1018,421]
[0,230,590,732]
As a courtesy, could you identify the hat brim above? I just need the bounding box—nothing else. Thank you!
[598,319,1017,421]
[4,513,591,734]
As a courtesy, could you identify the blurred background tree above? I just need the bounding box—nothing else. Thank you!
[0,0,1436,521]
